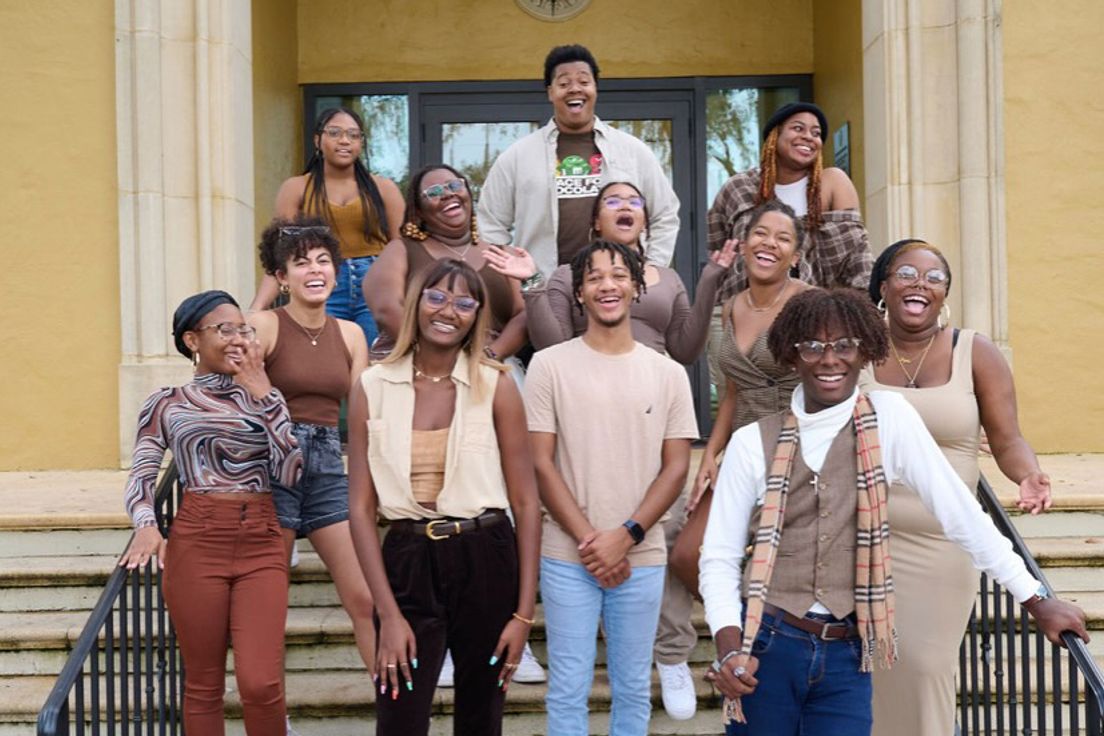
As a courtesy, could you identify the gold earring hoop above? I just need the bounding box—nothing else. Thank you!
[279,283,290,296]
[402,221,429,241]
[938,304,951,329]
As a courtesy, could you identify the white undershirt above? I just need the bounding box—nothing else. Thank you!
[699,385,1040,635]
[774,176,809,217]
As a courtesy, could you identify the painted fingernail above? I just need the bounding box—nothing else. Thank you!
[489,655,498,666]
[497,679,504,688]
[391,688,398,700]
[406,681,413,691]
[380,683,386,695]
[412,658,419,669]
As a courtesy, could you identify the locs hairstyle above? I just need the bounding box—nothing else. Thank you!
[543,44,600,87]
[767,288,889,367]
[258,216,342,276]
[305,107,389,244]
[569,240,647,316]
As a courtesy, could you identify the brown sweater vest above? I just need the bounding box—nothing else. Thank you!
[741,412,859,619]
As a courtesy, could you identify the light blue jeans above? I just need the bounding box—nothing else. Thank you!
[540,557,665,736]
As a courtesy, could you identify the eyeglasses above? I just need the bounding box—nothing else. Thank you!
[321,127,364,142]
[794,337,862,363]
[196,323,257,341]
[422,288,480,315]
[602,195,645,210]
[421,178,467,201]
[278,225,330,237]
[892,264,948,288]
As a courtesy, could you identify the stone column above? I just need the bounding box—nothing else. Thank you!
[862,0,1007,344]
[115,0,255,465]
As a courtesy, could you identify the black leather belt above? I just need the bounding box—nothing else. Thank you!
[762,602,859,641]
[389,509,508,541]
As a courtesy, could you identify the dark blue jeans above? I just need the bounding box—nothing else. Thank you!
[726,608,872,736]
[326,255,378,347]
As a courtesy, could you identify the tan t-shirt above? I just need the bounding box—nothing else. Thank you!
[524,338,699,566]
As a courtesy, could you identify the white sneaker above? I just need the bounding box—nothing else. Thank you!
[285,715,303,735]
[437,650,455,688]
[512,643,546,684]
[656,661,697,720]
[289,544,300,568]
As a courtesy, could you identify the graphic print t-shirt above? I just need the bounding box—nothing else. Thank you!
[555,132,603,265]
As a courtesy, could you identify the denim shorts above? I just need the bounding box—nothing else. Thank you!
[271,423,349,536]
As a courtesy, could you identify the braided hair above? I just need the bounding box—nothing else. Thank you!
[304,107,389,245]
[757,127,824,232]
[569,240,647,316]
[768,288,889,367]
[868,239,953,304]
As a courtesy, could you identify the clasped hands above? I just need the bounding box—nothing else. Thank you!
[578,527,634,588]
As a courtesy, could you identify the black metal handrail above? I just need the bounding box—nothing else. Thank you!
[36,463,184,736]
[958,473,1104,735]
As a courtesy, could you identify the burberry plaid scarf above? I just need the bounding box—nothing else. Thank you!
[724,392,897,724]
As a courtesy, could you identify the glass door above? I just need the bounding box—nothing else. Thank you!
[420,91,712,434]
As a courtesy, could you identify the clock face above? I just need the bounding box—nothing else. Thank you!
[515,0,592,22]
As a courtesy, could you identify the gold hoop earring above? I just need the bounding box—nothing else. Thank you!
[279,283,290,296]
[402,221,429,241]
[191,352,199,369]
[938,304,951,329]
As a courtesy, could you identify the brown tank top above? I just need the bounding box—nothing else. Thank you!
[303,176,388,258]
[402,238,515,333]
[265,308,353,426]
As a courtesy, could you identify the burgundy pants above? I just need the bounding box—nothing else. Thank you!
[163,492,289,736]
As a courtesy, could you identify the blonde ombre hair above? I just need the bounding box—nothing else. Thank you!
[381,259,505,401]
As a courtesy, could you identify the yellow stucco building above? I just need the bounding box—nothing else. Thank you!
[1,0,1100,470]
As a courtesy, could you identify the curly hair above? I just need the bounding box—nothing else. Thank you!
[768,288,889,367]
[569,240,647,316]
[258,216,342,276]
[543,45,600,87]
[868,239,953,304]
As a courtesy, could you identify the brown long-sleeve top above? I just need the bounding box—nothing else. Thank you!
[524,261,725,365]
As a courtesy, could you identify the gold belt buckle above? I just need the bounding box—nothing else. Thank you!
[425,519,461,541]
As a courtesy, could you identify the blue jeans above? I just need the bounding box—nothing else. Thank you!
[540,557,664,736]
[270,423,348,536]
[326,256,378,347]
[726,608,872,736]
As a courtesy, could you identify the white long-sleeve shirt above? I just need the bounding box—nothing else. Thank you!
[699,386,1040,636]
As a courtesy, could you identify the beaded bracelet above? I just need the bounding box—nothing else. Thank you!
[512,612,536,625]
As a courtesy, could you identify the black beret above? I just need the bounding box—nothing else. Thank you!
[763,102,829,142]
[172,290,239,359]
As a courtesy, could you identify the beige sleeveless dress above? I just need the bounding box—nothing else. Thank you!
[860,329,981,736]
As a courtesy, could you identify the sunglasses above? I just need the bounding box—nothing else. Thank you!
[422,288,480,315]
[421,178,467,201]
[794,337,861,363]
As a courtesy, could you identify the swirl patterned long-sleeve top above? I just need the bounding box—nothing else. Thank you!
[124,372,303,528]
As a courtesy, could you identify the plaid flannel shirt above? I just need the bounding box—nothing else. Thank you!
[707,169,874,303]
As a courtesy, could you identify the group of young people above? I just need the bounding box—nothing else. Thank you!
[118,43,1088,736]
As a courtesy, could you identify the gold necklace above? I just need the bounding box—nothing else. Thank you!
[745,278,791,312]
[413,362,451,383]
[295,319,326,346]
[890,333,936,388]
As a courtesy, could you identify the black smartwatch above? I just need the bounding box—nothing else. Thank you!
[622,519,645,545]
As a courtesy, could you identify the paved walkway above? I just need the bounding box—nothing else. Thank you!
[0,453,1099,528]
